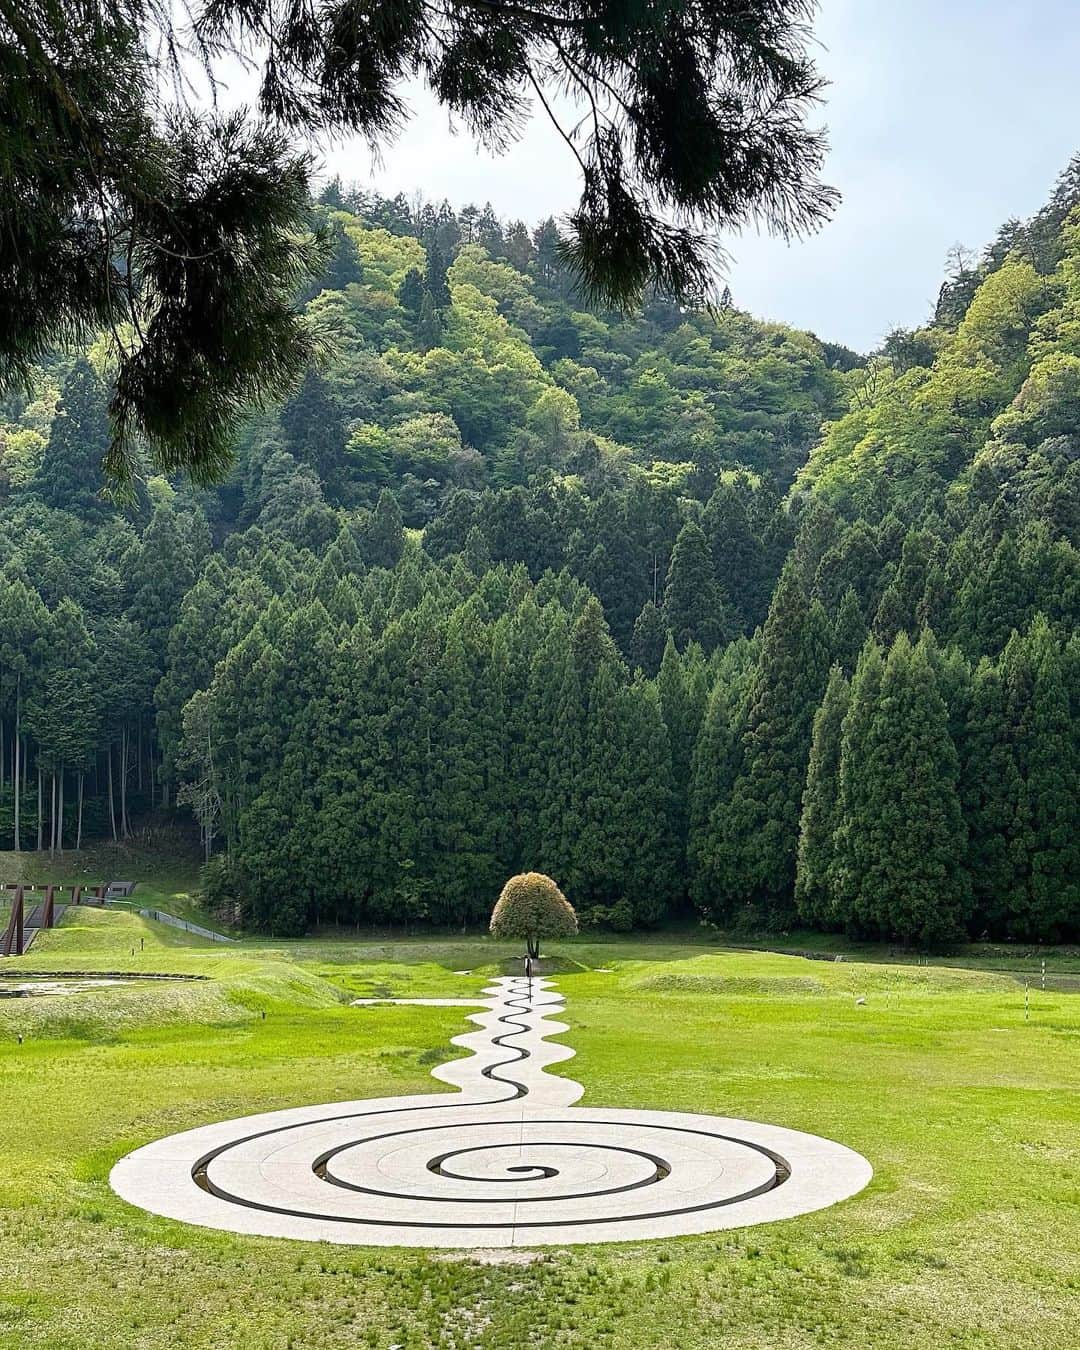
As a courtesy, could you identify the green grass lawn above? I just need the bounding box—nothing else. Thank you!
[1,906,1079,1348]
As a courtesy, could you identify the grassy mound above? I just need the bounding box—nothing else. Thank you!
[635,972,830,997]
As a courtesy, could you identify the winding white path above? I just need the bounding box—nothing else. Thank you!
[110,976,871,1247]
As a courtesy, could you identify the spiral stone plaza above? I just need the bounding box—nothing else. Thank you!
[110,977,872,1247]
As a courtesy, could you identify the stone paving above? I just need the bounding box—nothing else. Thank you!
[110,976,872,1247]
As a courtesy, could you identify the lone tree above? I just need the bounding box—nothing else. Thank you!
[490,873,578,959]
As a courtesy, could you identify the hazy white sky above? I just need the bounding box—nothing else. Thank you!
[235,0,1080,352]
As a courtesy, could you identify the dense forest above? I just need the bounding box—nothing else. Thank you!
[0,164,1077,944]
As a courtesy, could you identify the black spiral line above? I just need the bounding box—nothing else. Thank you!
[191,975,792,1231]
[193,976,538,1195]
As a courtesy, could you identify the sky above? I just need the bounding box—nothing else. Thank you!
[238,0,1080,353]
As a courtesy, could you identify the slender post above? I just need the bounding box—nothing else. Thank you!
[1,887,21,956]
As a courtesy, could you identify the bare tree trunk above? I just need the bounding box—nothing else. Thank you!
[13,686,20,852]
[120,728,129,838]
[107,744,117,842]
[49,771,56,857]
[36,766,42,851]
[76,772,84,850]
[57,768,65,856]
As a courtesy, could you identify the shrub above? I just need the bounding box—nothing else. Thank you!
[489,872,578,958]
[607,898,634,932]
[200,854,241,923]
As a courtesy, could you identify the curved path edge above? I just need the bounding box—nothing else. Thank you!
[110,976,872,1248]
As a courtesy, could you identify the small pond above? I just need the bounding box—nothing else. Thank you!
[0,974,194,998]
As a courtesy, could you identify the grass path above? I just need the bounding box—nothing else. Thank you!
[1,909,1078,1347]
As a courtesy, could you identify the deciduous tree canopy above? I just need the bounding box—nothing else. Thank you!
[490,871,579,958]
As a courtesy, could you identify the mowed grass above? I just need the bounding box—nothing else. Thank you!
[0,842,226,932]
[1,910,1079,1348]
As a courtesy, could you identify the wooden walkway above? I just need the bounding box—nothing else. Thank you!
[2,883,107,956]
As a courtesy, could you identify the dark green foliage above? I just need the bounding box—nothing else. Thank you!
[573,665,677,924]
[961,657,1025,934]
[398,268,424,316]
[703,481,767,630]
[835,635,970,944]
[362,491,405,570]
[658,640,707,897]
[571,596,620,690]
[323,219,363,291]
[663,521,726,653]
[630,601,667,677]
[8,10,329,489]
[963,618,1080,939]
[417,291,443,350]
[280,369,348,500]
[794,665,849,926]
[696,563,831,921]
[828,639,884,927]
[124,503,205,683]
[33,361,109,515]
[424,238,451,309]
[687,638,757,910]
[24,599,98,773]
[833,587,867,675]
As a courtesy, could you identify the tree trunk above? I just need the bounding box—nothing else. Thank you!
[137,713,143,792]
[120,728,129,837]
[107,744,117,842]
[36,766,42,851]
[76,772,84,850]
[13,686,20,852]
[49,771,56,857]
[57,768,65,856]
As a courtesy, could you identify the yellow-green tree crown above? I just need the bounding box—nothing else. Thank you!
[489,873,579,941]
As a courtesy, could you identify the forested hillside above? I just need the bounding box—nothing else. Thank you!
[1,168,1077,944]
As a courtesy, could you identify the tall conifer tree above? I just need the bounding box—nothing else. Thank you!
[837,634,969,943]
[663,520,727,653]
[658,638,707,882]
[707,562,831,917]
[795,664,850,926]
[33,359,109,516]
[630,600,667,677]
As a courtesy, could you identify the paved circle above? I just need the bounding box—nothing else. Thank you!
[110,976,872,1247]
